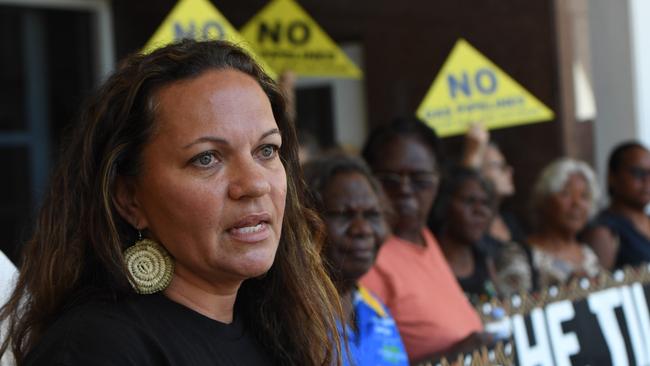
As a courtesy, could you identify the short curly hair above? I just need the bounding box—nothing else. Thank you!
[530,157,600,229]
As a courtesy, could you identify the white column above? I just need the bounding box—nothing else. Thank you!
[589,0,650,189]
[630,0,650,145]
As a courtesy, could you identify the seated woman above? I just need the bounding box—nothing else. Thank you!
[582,141,650,269]
[429,167,500,303]
[304,154,408,366]
[359,117,491,363]
[529,158,602,288]
[460,124,534,295]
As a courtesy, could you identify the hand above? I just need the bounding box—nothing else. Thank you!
[462,123,489,168]
[467,122,489,145]
[451,331,496,354]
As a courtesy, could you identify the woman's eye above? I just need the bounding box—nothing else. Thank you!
[257,144,279,160]
[191,152,218,168]
[365,210,382,220]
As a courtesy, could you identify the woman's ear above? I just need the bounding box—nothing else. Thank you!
[113,176,148,229]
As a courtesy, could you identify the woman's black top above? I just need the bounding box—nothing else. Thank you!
[457,246,496,303]
[24,293,272,366]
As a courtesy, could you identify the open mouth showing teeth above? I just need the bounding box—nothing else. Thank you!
[231,223,266,234]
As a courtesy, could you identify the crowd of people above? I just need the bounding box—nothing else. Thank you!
[2,39,650,365]
[296,120,650,363]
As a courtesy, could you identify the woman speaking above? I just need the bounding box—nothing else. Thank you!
[0,40,342,365]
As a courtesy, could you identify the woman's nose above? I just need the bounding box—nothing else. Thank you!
[394,175,416,196]
[227,157,271,200]
[569,194,590,210]
[475,203,492,217]
[348,214,373,237]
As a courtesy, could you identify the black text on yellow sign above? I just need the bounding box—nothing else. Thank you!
[240,0,362,79]
[417,39,554,137]
[142,0,276,78]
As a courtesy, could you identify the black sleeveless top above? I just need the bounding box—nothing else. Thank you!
[457,246,496,303]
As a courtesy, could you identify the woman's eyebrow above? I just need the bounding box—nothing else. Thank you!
[260,128,281,141]
[182,128,280,150]
[183,136,228,149]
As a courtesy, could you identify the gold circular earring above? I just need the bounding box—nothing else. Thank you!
[124,231,174,294]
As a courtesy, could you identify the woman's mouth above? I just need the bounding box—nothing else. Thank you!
[228,213,272,243]
[231,223,265,234]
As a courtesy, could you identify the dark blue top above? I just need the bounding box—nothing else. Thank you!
[592,210,650,268]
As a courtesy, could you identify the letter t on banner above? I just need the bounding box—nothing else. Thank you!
[545,301,581,366]
[630,284,650,363]
[511,309,554,366]
[588,288,630,366]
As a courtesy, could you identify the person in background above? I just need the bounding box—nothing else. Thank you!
[304,154,408,366]
[582,142,650,270]
[278,70,297,124]
[0,40,343,365]
[359,117,492,363]
[528,158,602,288]
[460,124,534,294]
[297,129,322,164]
[429,167,500,303]
[461,124,526,244]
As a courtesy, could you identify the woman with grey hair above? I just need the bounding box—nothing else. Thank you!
[528,158,602,288]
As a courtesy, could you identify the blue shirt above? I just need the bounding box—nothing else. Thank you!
[342,286,408,366]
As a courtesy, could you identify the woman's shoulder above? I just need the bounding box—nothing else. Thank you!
[372,236,415,267]
[355,286,389,318]
[590,209,636,233]
[24,295,164,366]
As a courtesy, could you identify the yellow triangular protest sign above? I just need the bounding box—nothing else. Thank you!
[142,0,276,78]
[240,0,362,79]
[416,39,554,137]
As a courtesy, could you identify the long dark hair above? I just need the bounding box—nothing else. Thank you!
[1,40,342,365]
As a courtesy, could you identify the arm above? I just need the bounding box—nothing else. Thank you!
[582,225,619,270]
[460,123,489,169]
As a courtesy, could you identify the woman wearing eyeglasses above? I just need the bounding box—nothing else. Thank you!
[583,142,650,269]
[359,117,492,363]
